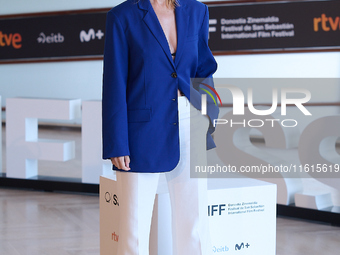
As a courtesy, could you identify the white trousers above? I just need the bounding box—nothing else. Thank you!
[116,96,211,255]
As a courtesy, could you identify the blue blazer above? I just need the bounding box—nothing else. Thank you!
[102,0,218,173]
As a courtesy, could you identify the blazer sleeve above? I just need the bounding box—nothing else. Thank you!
[102,11,130,159]
[195,5,219,149]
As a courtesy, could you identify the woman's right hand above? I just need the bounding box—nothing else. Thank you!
[110,156,131,171]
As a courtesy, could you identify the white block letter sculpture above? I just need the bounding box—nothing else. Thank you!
[6,98,81,179]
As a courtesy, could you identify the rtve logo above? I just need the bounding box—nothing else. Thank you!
[314,14,340,32]
[0,31,22,49]
[112,232,119,242]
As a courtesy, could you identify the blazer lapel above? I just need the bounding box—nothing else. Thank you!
[138,0,188,69]
[174,2,189,67]
[138,0,174,68]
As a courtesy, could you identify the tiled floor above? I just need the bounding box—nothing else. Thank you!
[0,188,340,255]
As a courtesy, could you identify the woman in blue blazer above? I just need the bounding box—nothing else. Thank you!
[102,0,218,253]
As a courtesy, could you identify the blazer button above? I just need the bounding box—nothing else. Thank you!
[173,122,177,125]
[172,98,176,101]
[171,72,177,78]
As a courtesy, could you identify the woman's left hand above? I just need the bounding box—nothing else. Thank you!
[110,156,131,171]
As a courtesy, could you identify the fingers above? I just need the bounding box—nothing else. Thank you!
[124,156,130,169]
[111,156,131,171]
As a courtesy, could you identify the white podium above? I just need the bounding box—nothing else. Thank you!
[100,175,276,255]
[207,178,276,255]
[82,101,111,184]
